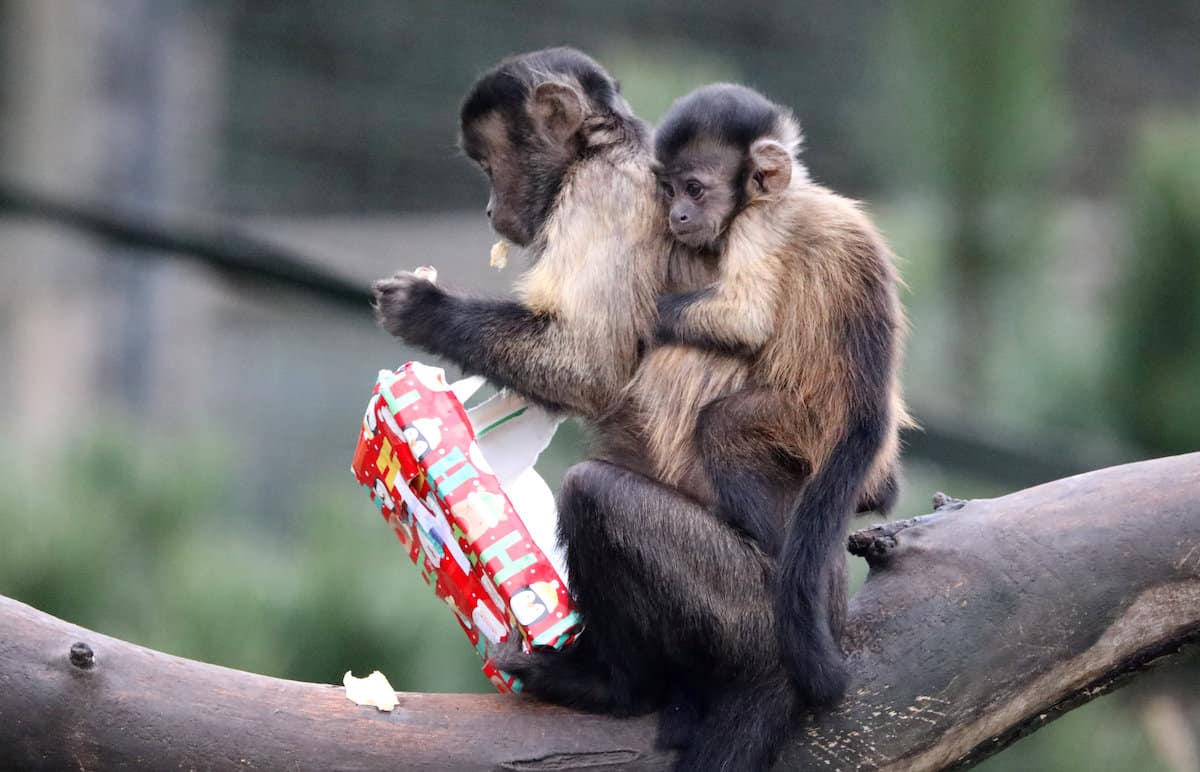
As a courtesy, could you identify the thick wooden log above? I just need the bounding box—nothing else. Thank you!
[1,454,1197,771]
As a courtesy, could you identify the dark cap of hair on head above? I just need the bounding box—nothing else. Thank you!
[655,83,781,162]
[459,47,620,131]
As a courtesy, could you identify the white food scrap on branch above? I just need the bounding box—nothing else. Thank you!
[343,670,399,712]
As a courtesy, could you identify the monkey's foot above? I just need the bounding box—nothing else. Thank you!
[491,636,656,717]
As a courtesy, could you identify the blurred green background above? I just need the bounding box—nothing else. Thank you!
[0,2,1197,770]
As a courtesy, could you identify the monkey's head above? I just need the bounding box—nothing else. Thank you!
[459,48,637,247]
[653,84,804,250]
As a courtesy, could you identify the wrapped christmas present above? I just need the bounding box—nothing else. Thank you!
[351,361,581,693]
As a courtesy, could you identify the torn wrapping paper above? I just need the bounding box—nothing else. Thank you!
[351,362,581,693]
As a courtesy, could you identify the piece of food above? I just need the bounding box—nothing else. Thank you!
[489,240,510,270]
[414,265,438,283]
[342,670,398,712]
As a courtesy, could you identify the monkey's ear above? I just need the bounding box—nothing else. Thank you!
[531,82,586,145]
[748,140,792,197]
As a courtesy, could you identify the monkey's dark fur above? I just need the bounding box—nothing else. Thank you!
[372,51,907,772]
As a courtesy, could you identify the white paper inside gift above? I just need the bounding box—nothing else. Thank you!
[447,376,568,587]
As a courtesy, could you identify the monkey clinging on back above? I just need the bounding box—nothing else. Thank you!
[651,83,912,709]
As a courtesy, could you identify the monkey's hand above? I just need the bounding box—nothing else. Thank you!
[371,271,446,348]
[654,290,704,345]
[656,288,762,358]
[488,635,532,676]
[373,271,617,418]
[489,636,640,715]
[488,637,561,699]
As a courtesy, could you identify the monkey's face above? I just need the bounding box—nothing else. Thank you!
[459,113,539,247]
[463,111,574,247]
[459,50,630,248]
[656,142,742,250]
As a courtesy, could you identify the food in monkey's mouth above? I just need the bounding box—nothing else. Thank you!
[489,240,510,270]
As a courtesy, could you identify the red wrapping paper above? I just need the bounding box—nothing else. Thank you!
[351,362,581,693]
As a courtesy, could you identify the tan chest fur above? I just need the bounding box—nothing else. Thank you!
[615,245,744,491]
[518,153,666,324]
[514,151,676,411]
[626,347,748,491]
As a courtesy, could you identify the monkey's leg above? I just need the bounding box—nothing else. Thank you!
[698,390,861,710]
[555,461,797,771]
[673,675,797,772]
[558,460,777,675]
[694,389,809,558]
[500,460,777,714]
[775,407,887,709]
[373,276,628,419]
[489,632,633,714]
[655,680,708,751]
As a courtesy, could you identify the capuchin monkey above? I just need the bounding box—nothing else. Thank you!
[373,48,703,422]
[652,83,911,713]
[372,51,900,772]
[371,39,746,682]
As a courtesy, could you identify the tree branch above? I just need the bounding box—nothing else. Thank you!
[0,178,371,315]
[1,454,1197,771]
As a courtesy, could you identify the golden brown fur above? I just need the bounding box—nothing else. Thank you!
[506,129,751,496]
[648,84,911,728]
[594,155,911,515]
[376,55,908,771]
[514,139,746,429]
[668,167,912,510]
[614,347,748,497]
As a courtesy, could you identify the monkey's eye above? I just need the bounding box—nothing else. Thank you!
[661,181,675,199]
[685,181,704,199]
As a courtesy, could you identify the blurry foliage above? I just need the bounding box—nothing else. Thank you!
[0,425,488,694]
[881,0,1067,197]
[599,42,740,125]
[975,696,1168,772]
[880,0,1069,412]
[1109,117,1200,455]
[219,1,886,211]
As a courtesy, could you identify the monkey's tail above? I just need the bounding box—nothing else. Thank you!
[672,676,795,772]
[775,412,884,708]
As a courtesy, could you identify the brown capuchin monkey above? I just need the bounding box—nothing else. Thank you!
[374,49,715,423]
[372,52,900,772]
[651,82,912,719]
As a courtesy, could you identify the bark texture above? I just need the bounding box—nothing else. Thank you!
[1,454,1197,771]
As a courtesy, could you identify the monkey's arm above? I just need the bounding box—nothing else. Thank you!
[496,459,794,772]
[694,390,808,557]
[656,279,776,357]
[372,273,628,419]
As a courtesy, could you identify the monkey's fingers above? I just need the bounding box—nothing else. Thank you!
[369,276,404,311]
[488,634,536,675]
[371,271,430,304]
